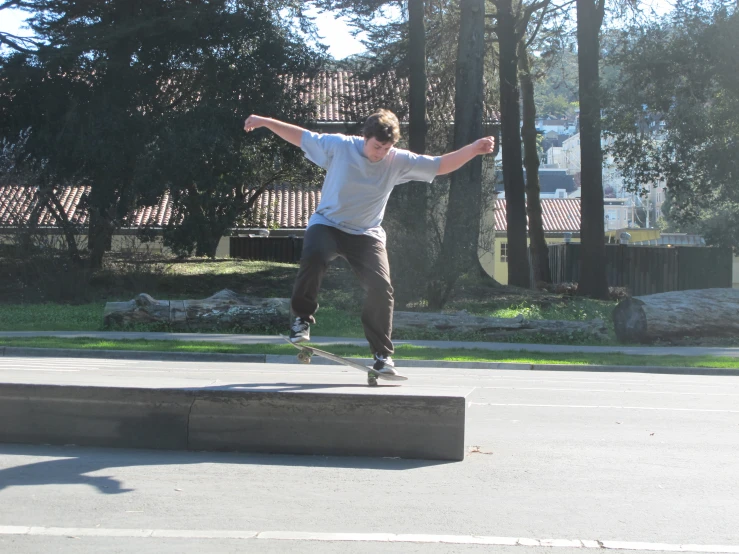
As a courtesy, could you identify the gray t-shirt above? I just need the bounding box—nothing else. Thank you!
[301,130,441,243]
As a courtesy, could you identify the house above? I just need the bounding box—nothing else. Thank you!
[493,169,577,200]
[478,198,581,285]
[0,183,318,258]
[535,116,577,137]
[556,131,668,226]
[0,69,499,255]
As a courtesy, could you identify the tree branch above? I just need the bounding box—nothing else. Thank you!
[514,0,550,42]
[0,32,38,54]
[524,0,552,48]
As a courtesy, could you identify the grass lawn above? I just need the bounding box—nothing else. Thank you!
[0,303,105,331]
[0,336,737,369]
[0,257,621,344]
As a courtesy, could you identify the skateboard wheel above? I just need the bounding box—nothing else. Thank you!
[368,376,378,386]
[297,351,311,364]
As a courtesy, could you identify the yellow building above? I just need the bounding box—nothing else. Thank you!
[478,198,581,284]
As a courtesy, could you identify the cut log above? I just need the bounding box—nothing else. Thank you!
[392,311,608,340]
[613,288,739,343]
[104,289,291,331]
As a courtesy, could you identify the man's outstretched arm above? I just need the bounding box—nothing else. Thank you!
[437,136,496,175]
[243,115,306,147]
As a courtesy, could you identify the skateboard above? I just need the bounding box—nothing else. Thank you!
[280,335,408,386]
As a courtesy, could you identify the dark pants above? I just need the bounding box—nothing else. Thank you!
[291,224,394,356]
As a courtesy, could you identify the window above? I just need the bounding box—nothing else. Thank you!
[500,243,508,263]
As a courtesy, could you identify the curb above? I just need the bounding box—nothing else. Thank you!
[2,346,738,377]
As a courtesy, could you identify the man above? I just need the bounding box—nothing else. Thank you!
[244,109,495,374]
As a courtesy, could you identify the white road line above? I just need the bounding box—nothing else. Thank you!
[479,387,739,397]
[0,526,737,552]
[469,403,739,413]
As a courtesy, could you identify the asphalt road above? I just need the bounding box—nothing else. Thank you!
[1,357,738,553]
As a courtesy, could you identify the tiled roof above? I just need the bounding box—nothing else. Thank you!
[493,198,581,233]
[0,185,91,226]
[0,185,174,228]
[2,185,579,233]
[246,184,321,228]
[0,184,321,230]
[288,71,500,124]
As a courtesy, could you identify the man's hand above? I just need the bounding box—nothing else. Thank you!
[244,115,268,133]
[472,136,496,155]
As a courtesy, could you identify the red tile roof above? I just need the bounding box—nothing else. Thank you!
[247,184,321,228]
[0,185,174,228]
[0,185,91,226]
[289,71,499,124]
[1,185,580,232]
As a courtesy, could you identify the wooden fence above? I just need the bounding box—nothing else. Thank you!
[230,236,303,263]
[547,243,732,295]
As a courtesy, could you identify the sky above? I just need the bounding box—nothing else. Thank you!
[0,7,368,59]
[1,2,676,59]
[306,8,368,59]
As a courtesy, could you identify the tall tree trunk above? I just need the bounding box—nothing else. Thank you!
[428,0,485,309]
[408,0,427,159]
[87,208,113,269]
[518,43,551,284]
[497,0,530,287]
[575,0,609,299]
[385,0,428,304]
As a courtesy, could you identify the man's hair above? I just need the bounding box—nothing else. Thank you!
[362,109,401,144]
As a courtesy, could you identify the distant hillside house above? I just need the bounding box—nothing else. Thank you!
[494,169,578,200]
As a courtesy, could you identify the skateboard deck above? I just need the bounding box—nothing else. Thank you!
[280,335,408,386]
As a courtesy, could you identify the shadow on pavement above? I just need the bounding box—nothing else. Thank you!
[0,443,453,495]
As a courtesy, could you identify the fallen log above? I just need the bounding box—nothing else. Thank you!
[613,288,739,343]
[392,311,608,340]
[103,289,291,331]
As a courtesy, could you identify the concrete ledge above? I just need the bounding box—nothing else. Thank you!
[0,384,191,450]
[0,383,466,461]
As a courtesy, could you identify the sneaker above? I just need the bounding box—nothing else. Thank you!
[289,317,310,343]
[373,353,398,375]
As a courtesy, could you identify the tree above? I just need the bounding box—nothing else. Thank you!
[492,0,531,287]
[428,0,486,308]
[519,43,551,285]
[314,0,433,303]
[0,1,40,54]
[574,0,609,298]
[0,0,323,266]
[313,1,502,306]
[151,108,322,258]
[604,0,739,250]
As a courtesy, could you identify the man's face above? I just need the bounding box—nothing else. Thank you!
[363,137,395,163]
